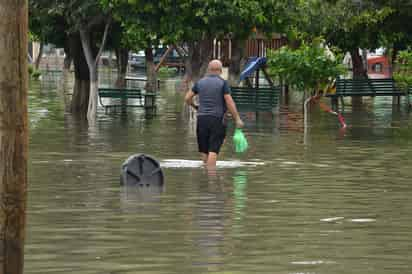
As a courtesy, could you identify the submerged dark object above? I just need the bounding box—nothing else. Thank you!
[120,154,164,186]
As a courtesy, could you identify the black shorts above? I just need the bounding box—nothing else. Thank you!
[196,115,227,154]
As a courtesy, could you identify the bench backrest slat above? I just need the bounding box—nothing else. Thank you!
[230,86,281,111]
[335,78,406,95]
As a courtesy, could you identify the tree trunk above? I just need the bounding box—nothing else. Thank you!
[70,34,90,117]
[350,49,367,106]
[351,48,367,79]
[183,42,199,85]
[229,39,246,86]
[62,55,72,90]
[145,47,158,92]
[0,1,29,274]
[88,69,99,122]
[79,29,99,122]
[115,48,128,88]
[34,41,44,70]
[198,36,214,78]
[185,36,214,84]
[182,54,193,90]
[80,18,111,122]
[61,42,73,94]
[390,46,399,77]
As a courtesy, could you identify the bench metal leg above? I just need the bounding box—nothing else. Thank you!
[392,96,400,105]
[331,97,339,111]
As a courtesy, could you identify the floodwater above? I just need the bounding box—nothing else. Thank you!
[26,72,412,274]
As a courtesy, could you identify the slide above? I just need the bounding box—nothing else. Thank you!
[239,57,267,81]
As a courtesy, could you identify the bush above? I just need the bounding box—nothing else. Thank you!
[393,49,412,91]
[267,39,344,94]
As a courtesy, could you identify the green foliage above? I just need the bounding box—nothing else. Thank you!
[30,0,114,47]
[267,40,345,93]
[158,67,177,78]
[103,0,297,51]
[292,0,393,52]
[28,64,42,80]
[29,0,69,47]
[375,1,412,53]
[393,49,412,91]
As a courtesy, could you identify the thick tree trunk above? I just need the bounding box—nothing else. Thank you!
[34,41,44,70]
[351,49,367,79]
[79,29,99,122]
[229,39,246,86]
[182,37,213,119]
[0,1,29,274]
[80,18,111,122]
[175,46,192,91]
[350,49,367,106]
[184,42,200,85]
[198,36,214,78]
[145,47,158,92]
[115,48,128,88]
[185,36,214,84]
[88,70,99,122]
[70,35,90,116]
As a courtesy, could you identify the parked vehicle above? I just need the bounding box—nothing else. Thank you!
[129,51,146,69]
[129,47,185,70]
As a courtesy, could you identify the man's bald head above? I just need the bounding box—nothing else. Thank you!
[208,59,223,75]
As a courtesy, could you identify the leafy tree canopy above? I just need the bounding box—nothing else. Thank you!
[267,39,345,92]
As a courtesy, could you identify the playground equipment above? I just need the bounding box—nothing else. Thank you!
[231,57,281,112]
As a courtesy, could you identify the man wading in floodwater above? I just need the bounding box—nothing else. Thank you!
[185,59,244,167]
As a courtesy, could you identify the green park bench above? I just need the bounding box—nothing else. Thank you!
[325,78,411,108]
[325,78,409,97]
[98,88,157,112]
[231,86,281,112]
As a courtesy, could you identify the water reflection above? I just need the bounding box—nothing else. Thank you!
[120,184,164,213]
[192,169,226,272]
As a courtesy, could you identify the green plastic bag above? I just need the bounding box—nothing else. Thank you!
[233,128,248,153]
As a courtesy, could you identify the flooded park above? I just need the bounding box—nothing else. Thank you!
[2,1,412,274]
[24,72,412,274]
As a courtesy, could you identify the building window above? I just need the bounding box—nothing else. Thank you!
[372,63,383,73]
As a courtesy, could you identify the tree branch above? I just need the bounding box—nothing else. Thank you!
[94,16,112,67]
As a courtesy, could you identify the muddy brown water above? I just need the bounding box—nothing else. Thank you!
[26,75,412,274]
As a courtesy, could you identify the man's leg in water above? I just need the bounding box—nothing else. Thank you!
[207,152,218,167]
[201,153,208,164]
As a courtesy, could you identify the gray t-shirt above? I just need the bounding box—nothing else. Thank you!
[192,75,231,118]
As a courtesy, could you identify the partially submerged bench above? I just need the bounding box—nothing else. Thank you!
[325,78,410,108]
[231,86,281,112]
[98,88,156,112]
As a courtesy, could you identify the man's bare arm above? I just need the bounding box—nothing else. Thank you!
[185,90,198,110]
[224,94,244,128]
